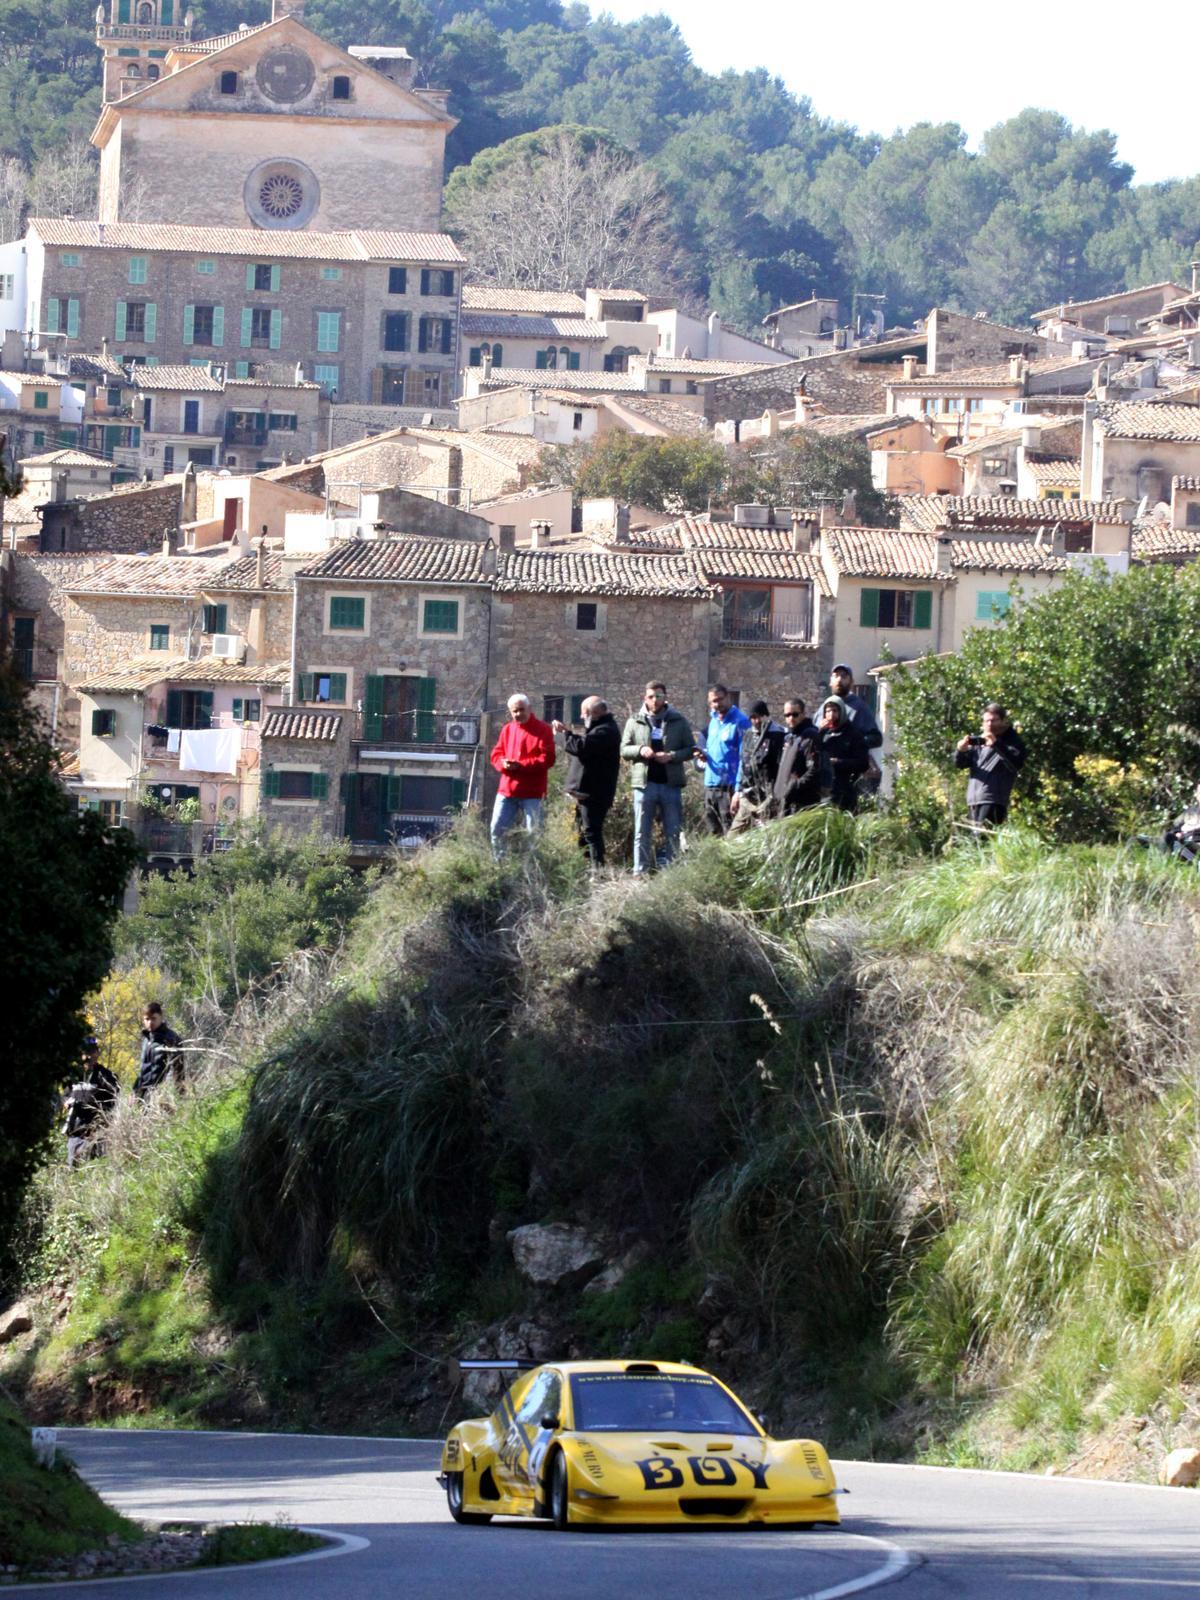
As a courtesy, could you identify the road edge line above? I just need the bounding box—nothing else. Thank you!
[800,1534,914,1600]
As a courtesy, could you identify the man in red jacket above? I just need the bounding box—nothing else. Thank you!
[489,692,556,852]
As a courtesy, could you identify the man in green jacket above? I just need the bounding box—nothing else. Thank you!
[620,681,695,874]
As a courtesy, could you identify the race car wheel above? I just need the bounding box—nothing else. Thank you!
[549,1452,573,1531]
[446,1471,492,1525]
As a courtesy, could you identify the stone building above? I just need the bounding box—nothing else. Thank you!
[128,364,325,476]
[1081,401,1200,504]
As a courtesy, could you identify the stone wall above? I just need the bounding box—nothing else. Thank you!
[926,309,1052,374]
[40,481,182,554]
[6,552,111,746]
[705,354,907,424]
[709,593,836,716]
[259,728,350,840]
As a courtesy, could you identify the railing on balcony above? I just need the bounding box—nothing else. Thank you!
[135,818,237,857]
[224,425,268,447]
[352,711,432,745]
[343,807,453,849]
[98,22,190,40]
[720,609,813,645]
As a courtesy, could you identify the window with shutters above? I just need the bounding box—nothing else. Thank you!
[379,367,405,403]
[149,623,170,650]
[124,301,147,338]
[407,369,443,407]
[396,775,458,813]
[33,391,48,410]
[420,268,455,296]
[268,412,297,431]
[270,769,325,800]
[421,598,459,636]
[183,399,201,435]
[297,671,348,704]
[250,307,272,347]
[190,304,216,345]
[231,698,261,722]
[47,297,79,336]
[196,258,216,275]
[128,256,148,285]
[975,590,1012,621]
[383,312,408,352]
[418,316,452,355]
[388,266,407,294]
[320,266,343,281]
[251,263,275,291]
[329,595,365,631]
[60,252,80,267]
[316,311,341,353]
[91,708,117,738]
[201,603,227,634]
[858,587,933,629]
[313,364,339,396]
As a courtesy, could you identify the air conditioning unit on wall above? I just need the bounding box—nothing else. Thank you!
[444,717,479,745]
[211,634,245,661]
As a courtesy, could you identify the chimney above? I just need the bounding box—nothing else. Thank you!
[794,387,809,424]
[1187,333,1200,368]
[529,519,550,549]
[1008,354,1026,384]
[497,524,516,551]
[762,408,779,438]
[613,503,630,543]
[180,460,197,526]
[841,487,857,523]
[1021,425,1040,451]
[818,499,838,529]
[791,515,818,553]
[901,354,918,380]
[481,540,497,577]
[253,535,266,588]
[1192,260,1200,295]
[934,534,953,575]
[162,531,173,556]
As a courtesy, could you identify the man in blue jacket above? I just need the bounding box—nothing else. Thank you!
[695,683,751,836]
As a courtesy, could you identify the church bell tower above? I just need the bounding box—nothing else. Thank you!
[96,0,194,103]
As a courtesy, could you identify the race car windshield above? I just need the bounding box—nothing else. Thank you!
[570,1374,758,1434]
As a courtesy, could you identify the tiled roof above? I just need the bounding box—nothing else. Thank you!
[593,288,647,302]
[616,525,685,550]
[18,448,112,468]
[65,554,235,596]
[600,393,711,436]
[824,528,952,580]
[479,369,649,393]
[949,538,1071,573]
[1094,402,1200,441]
[494,548,710,598]
[169,657,290,685]
[1173,476,1200,491]
[182,20,272,53]
[1132,525,1200,560]
[535,389,601,408]
[261,710,343,742]
[460,313,607,340]
[78,656,185,692]
[946,426,1026,459]
[225,375,320,390]
[130,365,224,393]
[892,356,1090,389]
[1032,282,1188,321]
[660,518,798,552]
[693,549,833,594]
[29,219,465,265]
[299,537,490,585]
[900,495,1129,531]
[404,424,543,467]
[462,287,587,315]
[209,554,290,591]
[796,411,897,438]
[67,352,126,380]
[1023,459,1081,487]
[646,357,777,376]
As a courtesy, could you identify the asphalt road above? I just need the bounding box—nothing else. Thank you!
[14,1429,1199,1599]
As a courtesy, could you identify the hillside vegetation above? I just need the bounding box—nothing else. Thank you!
[5,810,1199,1477]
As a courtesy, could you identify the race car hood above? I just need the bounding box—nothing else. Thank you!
[564,1430,835,1499]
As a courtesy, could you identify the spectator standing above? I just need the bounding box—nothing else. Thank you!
[731,700,786,831]
[133,1003,183,1098]
[696,684,751,836]
[829,664,883,751]
[774,699,824,815]
[621,682,695,874]
[955,702,1026,829]
[63,1037,120,1167]
[818,695,869,811]
[489,693,556,853]
[552,696,621,868]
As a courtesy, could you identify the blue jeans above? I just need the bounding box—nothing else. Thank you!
[632,784,682,873]
[490,794,543,852]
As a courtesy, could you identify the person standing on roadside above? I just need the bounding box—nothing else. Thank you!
[955,702,1026,830]
[63,1036,120,1167]
[773,699,824,815]
[817,695,869,811]
[695,684,750,836]
[830,663,883,801]
[621,681,695,874]
[133,1002,184,1098]
[489,693,556,853]
[731,700,786,831]
[552,696,621,868]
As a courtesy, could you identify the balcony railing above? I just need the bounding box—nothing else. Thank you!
[135,819,238,857]
[343,809,453,849]
[720,610,813,645]
[98,22,190,40]
[225,425,268,447]
[353,711,431,745]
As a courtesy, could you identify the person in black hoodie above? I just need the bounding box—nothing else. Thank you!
[133,1002,184,1098]
[774,699,825,815]
[731,700,786,830]
[63,1037,120,1167]
[552,696,621,867]
[818,695,869,811]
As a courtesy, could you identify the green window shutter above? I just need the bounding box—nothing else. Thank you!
[311,772,328,800]
[202,603,227,633]
[385,774,402,811]
[45,298,59,334]
[363,674,384,739]
[231,698,243,721]
[339,772,354,805]
[128,256,147,284]
[327,673,347,703]
[34,390,47,409]
[262,769,280,799]
[416,676,436,743]
[296,672,314,703]
[330,596,364,629]
[115,301,128,340]
[535,349,548,369]
[913,589,933,629]
[570,695,586,721]
[166,688,182,726]
[118,0,130,18]
[420,268,431,294]
[270,265,280,292]
[450,778,466,808]
[567,351,580,370]
[183,304,195,344]
[240,308,253,348]
[859,588,880,628]
[469,347,481,367]
[66,299,79,337]
[161,0,173,20]
[317,311,339,352]
[245,264,255,291]
[235,361,249,378]
[422,598,458,634]
[196,690,214,724]
[211,305,224,347]
[91,708,106,735]
[269,309,282,350]
[144,302,157,342]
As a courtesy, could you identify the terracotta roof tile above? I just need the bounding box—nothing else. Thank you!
[900,495,1129,531]
[299,537,489,585]
[949,538,1071,573]
[462,287,587,315]
[660,518,798,552]
[694,549,833,594]
[18,447,112,468]
[647,356,778,376]
[1032,282,1188,321]
[78,655,186,692]
[169,658,290,685]
[825,528,950,580]
[460,313,607,339]
[1095,402,1200,441]
[892,356,1091,389]
[1023,459,1081,487]
[479,369,649,393]
[600,394,711,436]
[1132,526,1200,560]
[130,365,224,393]
[65,554,236,596]
[29,219,464,265]
[494,548,710,598]
[1173,476,1200,491]
[261,710,343,741]
[209,554,290,591]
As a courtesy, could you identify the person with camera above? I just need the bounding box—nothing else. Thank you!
[551,696,621,868]
[955,703,1026,829]
[63,1036,120,1167]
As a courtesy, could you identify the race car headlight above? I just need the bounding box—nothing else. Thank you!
[573,1488,618,1501]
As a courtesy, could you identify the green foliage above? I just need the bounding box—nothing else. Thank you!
[0,662,138,1282]
[198,1522,325,1565]
[540,431,731,513]
[888,564,1200,839]
[117,825,370,1008]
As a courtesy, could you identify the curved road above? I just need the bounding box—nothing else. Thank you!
[19,1429,1200,1598]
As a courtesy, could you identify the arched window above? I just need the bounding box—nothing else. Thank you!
[491,343,503,369]
[146,63,159,78]
[137,2,153,20]
[126,62,141,76]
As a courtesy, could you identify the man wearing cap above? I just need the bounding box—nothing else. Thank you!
[63,1037,120,1167]
[829,664,882,750]
[731,700,786,832]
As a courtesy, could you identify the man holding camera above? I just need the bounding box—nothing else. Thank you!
[955,703,1026,829]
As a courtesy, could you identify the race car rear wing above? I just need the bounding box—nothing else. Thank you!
[454,1359,540,1372]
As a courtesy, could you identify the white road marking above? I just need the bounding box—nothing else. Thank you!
[799,1533,914,1599]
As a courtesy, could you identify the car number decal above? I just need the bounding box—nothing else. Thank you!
[635,1455,771,1491]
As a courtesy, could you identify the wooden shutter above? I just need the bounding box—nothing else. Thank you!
[196,690,214,726]
[420,268,431,294]
[144,302,157,341]
[440,318,452,354]
[913,589,933,629]
[66,299,79,337]
[363,674,384,739]
[211,305,224,347]
[859,588,880,627]
[45,298,59,334]
[418,318,430,354]
[240,308,253,348]
[386,774,403,811]
[270,265,280,292]
[311,772,328,800]
[450,778,466,808]
[535,349,548,369]
[231,698,243,722]
[115,301,127,340]
[90,708,106,735]
[296,672,314,703]
[339,772,354,804]
[261,769,280,798]
[245,264,256,291]
[269,309,282,350]
[567,351,580,370]
[183,304,195,344]
[416,676,436,743]
[166,688,182,726]
[370,366,384,403]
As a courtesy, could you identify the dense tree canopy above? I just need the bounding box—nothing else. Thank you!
[540,431,730,512]
[2,0,1198,326]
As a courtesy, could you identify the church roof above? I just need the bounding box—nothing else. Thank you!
[29,219,464,266]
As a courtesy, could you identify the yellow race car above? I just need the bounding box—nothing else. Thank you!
[438,1358,840,1530]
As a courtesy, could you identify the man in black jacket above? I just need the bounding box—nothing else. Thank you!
[552,696,621,867]
[773,699,825,815]
[63,1037,120,1167]
[133,1002,184,1098]
[954,702,1026,829]
[818,695,869,811]
[731,700,786,831]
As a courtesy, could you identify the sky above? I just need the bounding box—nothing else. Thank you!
[584,0,1197,186]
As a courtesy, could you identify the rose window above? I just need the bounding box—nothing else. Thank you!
[259,173,304,220]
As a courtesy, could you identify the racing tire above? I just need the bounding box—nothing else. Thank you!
[446,1471,492,1525]
[549,1452,574,1532]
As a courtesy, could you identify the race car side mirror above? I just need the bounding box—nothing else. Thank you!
[541,1413,560,1429]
